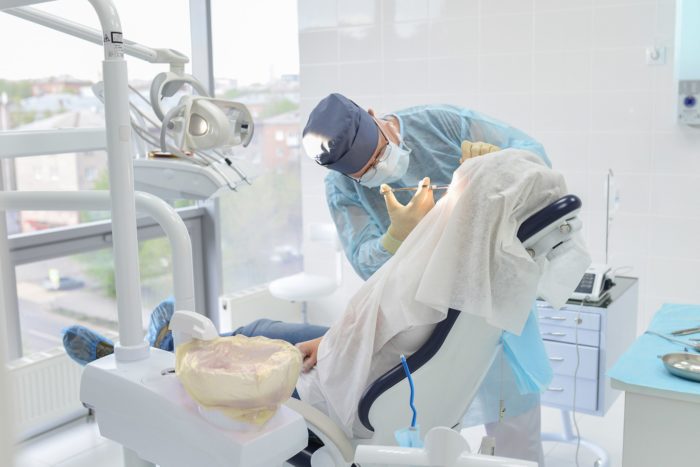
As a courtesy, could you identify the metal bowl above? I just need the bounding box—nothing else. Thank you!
[660,352,700,383]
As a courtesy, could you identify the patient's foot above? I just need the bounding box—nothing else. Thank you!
[146,297,175,351]
[63,325,114,366]
[62,298,176,365]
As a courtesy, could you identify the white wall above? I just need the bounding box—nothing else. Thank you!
[298,0,700,330]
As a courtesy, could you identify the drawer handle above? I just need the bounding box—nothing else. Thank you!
[549,357,565,362]
[545,332,567,337]
[547,387,565,392]
[543,316,567,321]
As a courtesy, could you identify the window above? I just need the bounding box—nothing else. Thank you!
[0,1,202,359]
[9,210,207,357]
[0,1,192,126]
[0,1,193,233]
[212,0,303,293]
[5,151,111,234]
[16,237,173,355]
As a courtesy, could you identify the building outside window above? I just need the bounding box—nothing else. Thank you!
[212,0,303,293]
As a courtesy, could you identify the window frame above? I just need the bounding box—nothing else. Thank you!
[6,206,209,359]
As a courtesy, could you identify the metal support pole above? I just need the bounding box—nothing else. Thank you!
[0,164,21,360]
[0,192,15,465]
[0,323,14,467]
[87,0,149,363]
[541,409,609,467]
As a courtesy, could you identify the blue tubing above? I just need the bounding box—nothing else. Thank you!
[400,354,417,428]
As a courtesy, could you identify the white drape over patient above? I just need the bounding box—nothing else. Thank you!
[296,149,590,437]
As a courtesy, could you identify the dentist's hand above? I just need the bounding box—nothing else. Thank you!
[460,140,501,164]
[296,337,323,373]
[380,177,435,250]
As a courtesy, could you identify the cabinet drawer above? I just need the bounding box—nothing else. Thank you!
[539,324,600,347]
[537,306,600,331]
[541,375,598,412]
[543,341,599,379]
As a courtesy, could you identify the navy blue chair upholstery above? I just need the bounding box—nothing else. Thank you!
[516,195,581,243]
[357,194,581,432]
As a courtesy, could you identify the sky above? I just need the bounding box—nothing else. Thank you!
[0,0,300,85]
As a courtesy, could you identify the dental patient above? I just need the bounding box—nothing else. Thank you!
[64,148,588,443]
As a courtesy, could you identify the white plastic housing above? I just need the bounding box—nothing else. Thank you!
[80,348,308,467]
[133,158,243,200]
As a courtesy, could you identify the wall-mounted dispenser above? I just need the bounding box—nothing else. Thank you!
[676,0,700,127]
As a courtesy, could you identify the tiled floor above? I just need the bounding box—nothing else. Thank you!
[13,397,625,467]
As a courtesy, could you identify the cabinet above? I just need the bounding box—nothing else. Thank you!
[538,276,639,416]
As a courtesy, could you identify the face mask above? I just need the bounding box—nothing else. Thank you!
[359,138,411,188]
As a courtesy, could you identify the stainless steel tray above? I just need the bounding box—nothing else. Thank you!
[661,352,700,383]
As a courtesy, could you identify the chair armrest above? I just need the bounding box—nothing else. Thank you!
[284,398,355,464]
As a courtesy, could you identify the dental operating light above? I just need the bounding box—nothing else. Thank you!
[160,95,254,153]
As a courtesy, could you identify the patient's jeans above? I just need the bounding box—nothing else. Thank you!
[227,318,329,344]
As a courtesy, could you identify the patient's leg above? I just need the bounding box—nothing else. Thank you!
[227,319,328,345]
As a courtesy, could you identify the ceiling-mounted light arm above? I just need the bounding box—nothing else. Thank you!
[4,6,189,72]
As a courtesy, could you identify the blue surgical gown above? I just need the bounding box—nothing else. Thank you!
[324,104,553,423]
[325,104,550,281]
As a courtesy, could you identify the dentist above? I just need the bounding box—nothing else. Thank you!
[302,93,550,465]
[302,93,549,280]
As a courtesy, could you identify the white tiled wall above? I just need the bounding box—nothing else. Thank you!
[298,0,700,330]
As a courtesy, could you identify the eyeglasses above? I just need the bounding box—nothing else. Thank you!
[344,120,390,184]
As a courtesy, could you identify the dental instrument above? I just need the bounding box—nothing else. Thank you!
[645,331,700,352]
[387,184,450,193]
[671,325,700,336]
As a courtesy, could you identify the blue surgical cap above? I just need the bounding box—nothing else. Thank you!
[302,93,378,175]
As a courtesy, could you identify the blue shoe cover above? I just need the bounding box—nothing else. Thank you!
[62,325,114,366]
[147,297,175,351]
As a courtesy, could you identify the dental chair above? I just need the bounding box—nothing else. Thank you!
[285,194,583,467]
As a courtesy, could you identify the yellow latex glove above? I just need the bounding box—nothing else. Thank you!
[379,177,435,254]
[459,140,501,164]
